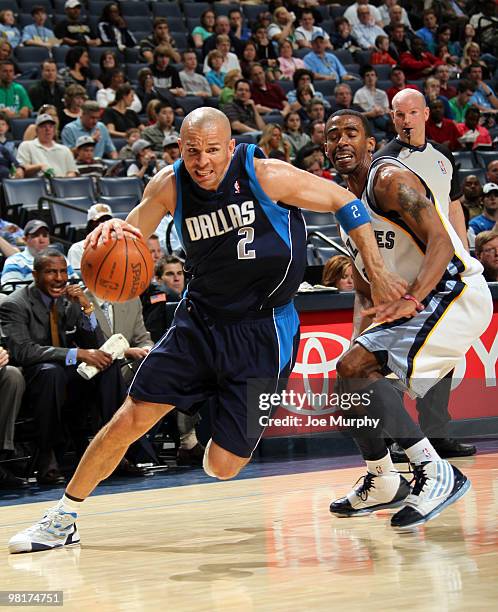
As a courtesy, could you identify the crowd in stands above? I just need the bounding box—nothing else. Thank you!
[0,0,497,490]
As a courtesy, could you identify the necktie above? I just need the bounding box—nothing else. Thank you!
[101,301,113,332]
[50,301,61,347]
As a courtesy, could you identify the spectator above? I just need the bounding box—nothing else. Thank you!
[29,60,65,116]
[58,83,87,130]
[278,40,305,81]
[1,219,75,290]
[386,66,420,106]
[0,60,32,119]
[424,75,454,119]
[97,69,139,112]
[353,65,394,135]
[475,230,498,282]
[468,183,498,239]
[202,15,244,58]
[258,123,291,162]
[322,255,354,291]
[141,101,179,154]
[0,216,24,248]
[329,83,365,113]
[370,35,397,65]
[449,80,475,123]
[17,113,77,177]
[303,149,333,180]
[283,111,310,159]
[161,134,180,168]
[435,24,461,63]
[416,9,439,53]
[21,5,60,49]
[118,127,140,159]
[0,342,26,489]
[219,69,241,106]
[203,34,241,75]
[469,0,498,56]
[67,203,113,272]
[399,36,444,80]
[0,248,126,484]
[61,100,117,159]
[309,120,326,148]
[467,64,498,112]
[457,106,492,149]
[295,85,315,124]
[306,99,326,125]
[0,10,20,48]
[179,50,211,98]
[59,46,94,89]
[344,1,383,28]
[150,46,185,98]
[0,110,14,155]
[98,1,137,52]
[435,64,457,100]
[54,0,101,47]
[330,17,360,52]
[139,17,180,64]
[0,40,19,75]
[73,135,106,179]
[223,78,265,134]
[250,63,290,116]
[295,9,331,49]
[97,50,120,85]
[252,24,280,78]
[460,42,489,76]
[379,1,412,30]
[0,140,22,179]
[267,6,297,48]
[191,9,215,49]
[352,5,388,50]
[154,255,183,299]
[229,8,251,42]
[127,139,157,181]
[487,160,498,184]
[304,33,353,82]
[239,40,258,79]
[135,67,181,115]
[459,174,484,222]
[425,98,461,150]
[205,50,226,97]
[287,69,330,111]
[23,104,60,141]
[147,234,164,266]
[388,23,411,61]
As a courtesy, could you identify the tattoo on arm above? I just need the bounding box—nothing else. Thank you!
[397,183,431,224]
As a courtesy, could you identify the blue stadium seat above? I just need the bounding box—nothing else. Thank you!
[162,17,185,32]
[99,176,143,201]
[295,48,311,59]
[2,178,48,225]
[374,64,394,80]
[45,199,88,242]
[171,32,189,50]
[330,6,347,18]
[234,134,258,145]
[453,151,478,169]
[243,4,269,22]
[458,168,486,183]
[275,80,293,94]
[15,46,50,62]
[10,118,35,140]
[177,96,205,114]
[120,0,152,17]
[315,80,337,96]
[355,50,371,66]
[50,177,96,209]
[151,3,183,19]
[0,0,19,11]
[18,0,51,12]
[51,46,71,64]
[333,49,354,64]
[87,0,109,16]
[183,3,210,19]
[89,47,124,63]
[476,150,498,169]
[214,3,241,16]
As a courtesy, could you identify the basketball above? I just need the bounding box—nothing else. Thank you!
[81,233,154,302]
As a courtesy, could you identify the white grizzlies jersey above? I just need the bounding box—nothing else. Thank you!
[340,156,483,287]
[373,138,461,218]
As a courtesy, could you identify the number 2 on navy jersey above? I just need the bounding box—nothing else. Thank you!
[237,227,256,259]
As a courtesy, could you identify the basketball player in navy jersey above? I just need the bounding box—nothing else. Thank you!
[9,107,407,553]
[325,109,492,528]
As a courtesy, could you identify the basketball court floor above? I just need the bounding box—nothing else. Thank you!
[1,445,497,611]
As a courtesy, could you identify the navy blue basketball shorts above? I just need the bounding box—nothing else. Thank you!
[129,299,300,458]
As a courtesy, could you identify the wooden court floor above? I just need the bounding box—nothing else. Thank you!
[1,453,497,612]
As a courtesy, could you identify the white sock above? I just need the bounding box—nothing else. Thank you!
[366,451,396,477]
[202,439,217,478]
[180,429,198,450]
[59,494,84,514]
[404,438,441,465]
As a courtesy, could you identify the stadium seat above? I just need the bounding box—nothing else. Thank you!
[0,0,19,11]
[50,177,96,208]
[121,0,152,17]
[124,47,142,63]
[87,0,109,16]
[295,48,311,59]
[99,195,137,217]
[476,150,498,169]
[458,168,486,183]
[171,32,189,50]
[3,178,49,225]
[330,6,347,18]
[355,50,371,66]
[275,80,293,94]
[315,80,337,96]
[177,96,205,114]
[17,14,54,29]
[453,151,478,169]
[315,245,346,264]
[127,16,160,33]
[374,64,394,80]
[151,3,183,19]
[89,47,124,64]
[99,176,143,202]
[10,118,35,141]
[183,3,211,19]
[214,3,241,16]
[333,49,354,64]
[243,4,269,22]
[43,199,88,242]
[18,0,51,11]
[51,46,71,64]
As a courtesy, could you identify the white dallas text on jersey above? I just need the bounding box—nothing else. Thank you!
[185,200,256,241]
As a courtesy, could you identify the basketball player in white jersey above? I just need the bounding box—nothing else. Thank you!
[325,110,492,528]
[385,90,475,460]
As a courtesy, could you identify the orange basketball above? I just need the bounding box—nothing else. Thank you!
[81,234,154,302]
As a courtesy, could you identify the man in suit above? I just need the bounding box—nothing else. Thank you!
[0,248,125,484]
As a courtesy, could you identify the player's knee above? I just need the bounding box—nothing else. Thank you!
[203,442,247,480]
[205,462,242,480]
[337,351,363,379]
[103,400,144,446]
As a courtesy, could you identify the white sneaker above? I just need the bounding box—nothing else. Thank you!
[391,460,470,529]
[330,471,410,516]
[8,505,80,554]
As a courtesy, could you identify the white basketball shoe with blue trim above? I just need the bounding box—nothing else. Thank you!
[9,505,79,554]
[391,460,470,529]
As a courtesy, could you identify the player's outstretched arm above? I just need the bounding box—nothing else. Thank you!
[84,167,176,248]
[364,166,454,322]
[255,158,407,304]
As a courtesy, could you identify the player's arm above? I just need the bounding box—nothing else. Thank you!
[449,199,469,251]
[85,167,176,247]
[364,166,454,322]
[351,265,373,341]
[254,158,407,304]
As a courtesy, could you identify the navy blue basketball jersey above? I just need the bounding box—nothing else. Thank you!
[172,144,306,317]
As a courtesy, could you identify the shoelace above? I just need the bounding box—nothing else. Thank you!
[354,473,376,501]
[395,463,429,497]
[23,508,75,536]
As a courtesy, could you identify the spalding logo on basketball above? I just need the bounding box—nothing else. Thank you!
[81,234,154,302]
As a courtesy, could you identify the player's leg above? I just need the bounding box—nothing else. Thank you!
[203,438,250,480]
[8,397,174,554]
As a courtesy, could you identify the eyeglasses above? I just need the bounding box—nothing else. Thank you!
[481,247,498,256]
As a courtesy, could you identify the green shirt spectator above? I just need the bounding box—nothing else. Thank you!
[0,60,32,118]
[449,80,475,124]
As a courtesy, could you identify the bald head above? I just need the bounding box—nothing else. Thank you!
[391,88,429,146]
[179,107,231,142]
[391,88,426,111]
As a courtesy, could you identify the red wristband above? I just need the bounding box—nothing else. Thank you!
[402,294,424,312]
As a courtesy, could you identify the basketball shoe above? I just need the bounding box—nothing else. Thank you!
[391,460,470,529]
[8,504,79,554]
[330,471,410,516]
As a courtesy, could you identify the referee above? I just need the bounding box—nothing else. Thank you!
[375,89,476,460]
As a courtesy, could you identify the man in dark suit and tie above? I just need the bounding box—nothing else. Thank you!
[0,248,126,485]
